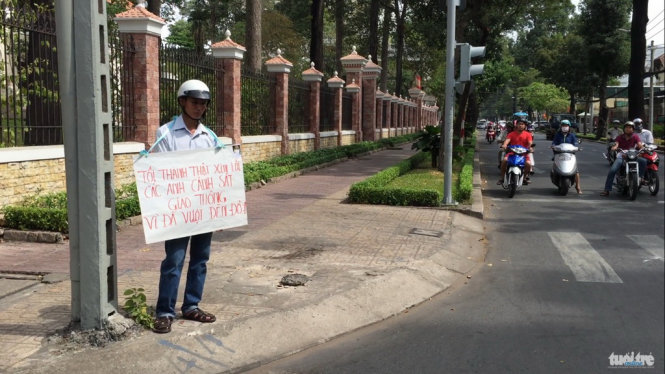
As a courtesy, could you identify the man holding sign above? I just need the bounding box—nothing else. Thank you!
[150,80,221,334]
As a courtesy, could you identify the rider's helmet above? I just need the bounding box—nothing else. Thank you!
[561,119,571,133]
[612,119,621,127]
[623,120,635,130]
[177,79,211,101]
[632,118,643,132]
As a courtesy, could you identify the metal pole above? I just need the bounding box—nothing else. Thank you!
[649,40,654,130]
[442,0,456,205]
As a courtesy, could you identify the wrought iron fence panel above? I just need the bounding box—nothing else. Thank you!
[241,68,273,136]
[109,32,135,142]
[319,85,335,132]
[159,44,219,132]
[288,78,309,133]
[342,92,352,130]
[0,1,61,147]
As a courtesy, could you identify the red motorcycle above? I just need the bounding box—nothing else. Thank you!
[640,144,660,195]
[486,128,496,144]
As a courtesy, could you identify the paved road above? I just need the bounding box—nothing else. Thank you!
[246,133,665,373]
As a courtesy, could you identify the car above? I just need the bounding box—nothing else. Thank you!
[476,120,487,130]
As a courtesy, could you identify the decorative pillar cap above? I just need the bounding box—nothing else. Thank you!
[341,46,367,73]
[327,71,345,89]
[375,90,385,99]
[265,49,294,73]
[408,87,426,99]
[302,61,324,82]
[362,54,382,77]
[345,78,360,93]
[423,94,437,105]
[212,30,247,59]
[114,4,166,37]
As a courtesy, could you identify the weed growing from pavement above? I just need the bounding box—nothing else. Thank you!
[122,288,154,329]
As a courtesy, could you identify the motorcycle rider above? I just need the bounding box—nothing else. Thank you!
[486,122,496,142]
[551,120,582,194]
[600,121,646,196]
[607,120,623,139]
[633,118,654,144]
[497,121,515,168]
[497,118,533,185]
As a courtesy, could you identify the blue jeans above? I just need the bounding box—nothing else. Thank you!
[156,232,212,318]
[604,156,646,192]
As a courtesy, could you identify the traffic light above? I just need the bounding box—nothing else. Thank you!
[459,43,485,82]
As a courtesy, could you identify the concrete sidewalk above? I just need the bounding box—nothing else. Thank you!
[0,143,486,374]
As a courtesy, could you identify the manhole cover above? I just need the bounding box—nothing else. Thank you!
[409,228,443,237]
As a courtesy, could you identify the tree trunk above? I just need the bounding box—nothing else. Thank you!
[245,0,262,72]
[595,76,609,139]
[628,0,648,120]
[379,5,391,92]
[310,0,325,72]
[147,0,161,16]
[393,0,406,97]
[335,0,344,74]
[368,0,380,62]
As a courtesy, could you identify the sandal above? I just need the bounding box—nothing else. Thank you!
[183,308,216,323]
[600,191,610,196]
[153,316,173,334]
[496,180,504,185]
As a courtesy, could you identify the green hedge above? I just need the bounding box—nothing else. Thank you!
[348,151,440,206]
[454,146,475,203]
[3,134,418,232]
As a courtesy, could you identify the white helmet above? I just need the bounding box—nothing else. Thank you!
[177,79,211,100]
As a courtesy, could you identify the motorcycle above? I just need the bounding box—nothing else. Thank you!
[501,145,529,198]
[614,148,641,200]
[604,141,617,166]
[550,142,579,196]
[640,144,660,195]
[486,128,496,144]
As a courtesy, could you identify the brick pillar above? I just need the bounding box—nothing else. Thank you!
[327,72,345,146]
[375,90,384,139]
[114,7,165,148]
[212,31,246,146]
[302,62,324,150]
[383,93,391,139]
[341,46,367,143]
[346,79,361,142]
[361,55,381,142]
[266,49,293,155]
[391,93,399,136]
[409,87,424,131]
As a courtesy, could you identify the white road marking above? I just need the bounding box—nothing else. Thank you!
[627,235,665,261]
[548,232,623,283]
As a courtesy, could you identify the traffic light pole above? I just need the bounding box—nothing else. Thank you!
[442,0,457,205]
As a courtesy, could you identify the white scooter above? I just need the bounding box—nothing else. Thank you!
[550,142,579,196]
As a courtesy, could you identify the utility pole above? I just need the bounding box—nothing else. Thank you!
[649,40,654,130]
[55,1,118,329]
[442,0,457,205]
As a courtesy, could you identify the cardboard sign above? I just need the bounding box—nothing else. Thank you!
[133,147,247,244]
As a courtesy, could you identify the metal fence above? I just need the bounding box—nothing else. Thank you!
[320,85,335,131]
[241,68,273,135]
[109,32,136,142]
[159,44,219,132]
[288,77,309,133]
[342,92,352,130]
[0,2,135,147]
[0,2,60,146]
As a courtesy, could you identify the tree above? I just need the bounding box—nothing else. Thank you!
[310,0,324,72]
[519,82,569,116]
[165,20,196,49]
[579,0,631,138]
[392,0,408,96]
[628,0,648,120]
[245,0,262,72]
[335,0,345,74]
